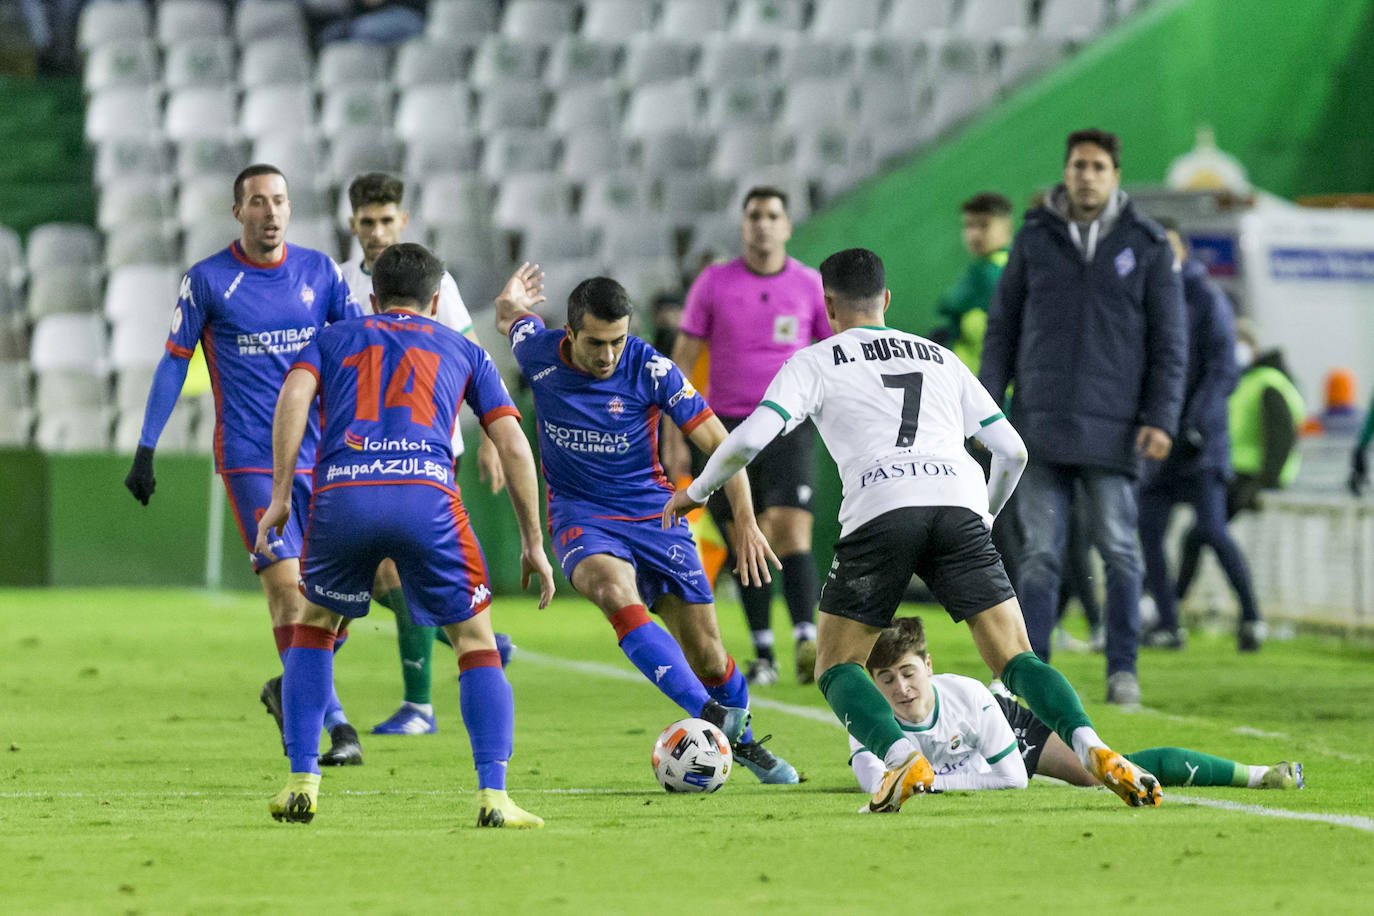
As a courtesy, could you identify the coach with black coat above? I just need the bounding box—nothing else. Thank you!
[979,128,1186,706]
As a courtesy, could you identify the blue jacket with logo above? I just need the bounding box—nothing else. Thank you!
[1164,257,1238,473]
[979,194,1186,476]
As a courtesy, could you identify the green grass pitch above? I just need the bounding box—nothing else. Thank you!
[2,587,1373,914]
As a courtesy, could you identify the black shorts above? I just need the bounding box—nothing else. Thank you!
[818,506,1016,627]
[994,694,1053,777]
[697,415,816,520]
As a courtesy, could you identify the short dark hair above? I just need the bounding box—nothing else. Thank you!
[1065,128,1121,168]
[1155,215,1182,234]
[961,191,1013,217]
[233,164,287,206]
[819,247,886,302]
[866,617,929,673]
[566,277,634,332]
[348,172,405,212]
[742,185,789,213]
[371,242,445,309]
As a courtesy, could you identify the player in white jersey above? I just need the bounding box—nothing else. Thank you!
[666,248,1163,812]
[342,173,511,737]
[849,617,1303,797]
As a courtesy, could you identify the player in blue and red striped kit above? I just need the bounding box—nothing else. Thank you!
[124,165,366,765]
[256,243,554,826]
[495,265,799,784]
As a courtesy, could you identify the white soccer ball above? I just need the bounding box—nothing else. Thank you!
[651,717,732,793]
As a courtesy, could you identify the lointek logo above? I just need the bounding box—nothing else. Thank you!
[344,429,434,452]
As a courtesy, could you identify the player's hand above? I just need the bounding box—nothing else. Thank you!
[1134,426,1172,461]
[732,519,782,588]
[254,497,291,563]
[124,445,156,505]
[477,436,506,494]
[520,546,556,609]
[661,487,703,528]
[494,262,546,331]
[1350,448,1368,496]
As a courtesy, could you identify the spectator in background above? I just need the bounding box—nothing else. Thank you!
[932,191,1013,376]
[1178,321,1304,605]
[980,128,1186,705]
[1137,219,1262,652]
[307,0,425,48]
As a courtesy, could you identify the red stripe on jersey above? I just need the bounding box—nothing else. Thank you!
[289,361,320,386]
[314,478,458,497]
[679,406,714,435]
[448,490,492,613]
[457,649,502,671]
[480,405,521,428]
[646,404,670,490]
[231,240,288,269]
[589,512,663,522]
[289,623,336,651]
[201,327,225,471]
[608,604,652,641]
[220,474,256,553]
[165,340,193,359]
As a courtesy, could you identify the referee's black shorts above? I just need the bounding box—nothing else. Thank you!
[818,505,1016,628]
[696,415,817,523]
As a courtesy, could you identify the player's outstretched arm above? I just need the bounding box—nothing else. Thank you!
[485,415,555,608]
[124,351,192,505]
[660,335,707,480]
[254,367,316,562]
[972,418,1028,520]
[493,262,546,336]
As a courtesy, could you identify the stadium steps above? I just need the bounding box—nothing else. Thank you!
[0,77,95,234]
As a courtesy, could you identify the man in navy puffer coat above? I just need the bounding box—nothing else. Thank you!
[980,128,1186,705]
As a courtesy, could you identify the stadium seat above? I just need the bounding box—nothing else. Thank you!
[858,80,925,127]
[852,36,926,84]
[579,173,651,227]
[705,80,780,129]
[164,38,236,90]
[885,0,958,35]
[289,218,342,260]
[921,78,994,141]
[392,39,469,87]
[582,0,654,40]
[156,0,228,47]
[429,222,506,275]
[98,175,173,231]
[113,400,196,453]
[560,130,629,179]
[733,0,808,36]
[778,80,856,131]
[115,366,157,413]
[176,174,236,228]
[315,42,391,88]
[78,1,151,51]
[475,83,547,132]
[395,85,474,142]
[0,360,31,409]
[810,0,885,36]
[794,128,874,201]
[994,34,1062,88]
[956,0,1031,34]
[699,37,779,83]
[103,221,180,270]
[174,138,248,182]
[658,173,734,222]
[320,85,395,137]
[85,87,162,143]
[0,320,28,361]
[637,128,714,173]
[94,136,169,187]
[598,216,677,261]
[234,0,308,45]
[658,0,732,37]
[164,87,239,143]
[710,126,792,177]
[546,36,622,89]
[623,80,703,137]
[501,0,576,47]
[28,223,102,273]
[240,86,316,140]
[26,268,101,321]
[404,135,482,177]
[326,130,404,185]
[83,39,159,92]
[1038,0,1111,43]
[181,216,242,264]
[238,38,314,88]
[778,38,852,80]
[938,37,993,76]
[615,257,684,309]
[427,0,500,44]
[105,265,182,324]
[530,257,605,321]
[30,314,108,372]
[480,129,559,178]
[493,174,574,230]
[110,314,174,370]
[621,35,696,85]
[548,81,624,133]
[519,219,599,261]
[418,173,493,228]
[251,135,325,189]
[35,407,114,452]
[469,35,544,87]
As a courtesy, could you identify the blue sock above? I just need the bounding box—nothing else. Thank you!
[282,625,336,774]
[458,649,513,791]
[702,656,754,744]
[610,605,712,718]
[322,628,349,731]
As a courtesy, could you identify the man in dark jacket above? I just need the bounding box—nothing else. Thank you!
[1138,221,1261,652]
[980,128,1186,705]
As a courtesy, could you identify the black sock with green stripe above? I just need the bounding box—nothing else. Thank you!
[817,662,906,761]
[1124,747,1248,787]
[375,587,435,706]
[999,651,1092,748]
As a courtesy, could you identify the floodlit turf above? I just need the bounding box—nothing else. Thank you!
[2,588,1373,914]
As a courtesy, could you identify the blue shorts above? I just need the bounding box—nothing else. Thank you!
[223,471,312,573]
[301,481,492,627]
[552,514,714,608]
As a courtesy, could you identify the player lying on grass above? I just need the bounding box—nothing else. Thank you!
[256,244,555,828]
[665,247,1162,811]
[495,265,799,784]
[848,617,1304,798]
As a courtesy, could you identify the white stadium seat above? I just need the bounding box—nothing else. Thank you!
[810,0,885,36]
[27,224,101,273]
[103,221,180,270]
[315,42,391,88]
[623,80,702,137]
[470,35,544,87]
[30,314,108,372]
[476,83,547,132]
[98,174,173,231]
[427,0,500,44]
[83,39,158,92]
[174,138,247,182]
[79,1,151,51]
[579,173,651,227]
[85,87,162,143]
[493,174,574,229]
[501,0,576,46]
[548,82,624,133]
[395,86,473,142]
[658,0,731,37]
[156,0,228,47]
[238,38,313,88]
[240,86,316,140]
[480,128,559,178]
[26,267,101,321]
[582,0,655,40]
[326,130,404,185]
[319,85,395,138]
[621,35,695,85]
[163,38,236,90]
[35,407,114,452]
[234,0,308,45]
[392,39,469,87]
[560,130,629,179]
[545,36,622,87]
[885,0,958,35]
[164,87,239,143]
[733,0,808,36]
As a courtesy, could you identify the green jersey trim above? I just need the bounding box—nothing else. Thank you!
[761,400,791,422]
[979,412,1005,428]
[986,742,1018,765]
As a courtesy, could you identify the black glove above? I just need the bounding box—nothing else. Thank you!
[125,445,156,505]
[1350,448,1368,497]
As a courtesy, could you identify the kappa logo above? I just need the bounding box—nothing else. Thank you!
[511,322,536,347]
[178,275,192,302]
[300,284,315,305]
[654,665,672,682]
[645,354,674,385]
[531,364,556,382]
[1115,247,1136,278]
[470,584,492,608]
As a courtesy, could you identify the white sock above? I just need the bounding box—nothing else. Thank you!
[884,738,918,770]
[792,622,817,642]
[1247,765,1268,788]
[402,701,434,717]
[1070,726,1107,769]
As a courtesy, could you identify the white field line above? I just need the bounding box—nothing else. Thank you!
[1127,707,1367,763]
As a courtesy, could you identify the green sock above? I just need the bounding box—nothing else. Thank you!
[376,587,435,706]
[999,651,1093,747]
[1123,747,1247,787]
[817,662,906,761]
[434,626,452,649]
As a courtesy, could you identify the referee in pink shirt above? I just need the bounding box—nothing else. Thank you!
[667,187,832,686]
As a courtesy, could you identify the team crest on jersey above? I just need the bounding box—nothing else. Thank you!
[299,284,315,305]
[949,735,962,751]
[1115,247,1136,278]
[773,314,799,344]
[607,396,625,417]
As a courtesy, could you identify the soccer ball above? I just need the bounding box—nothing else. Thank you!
[651,717,732,793]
